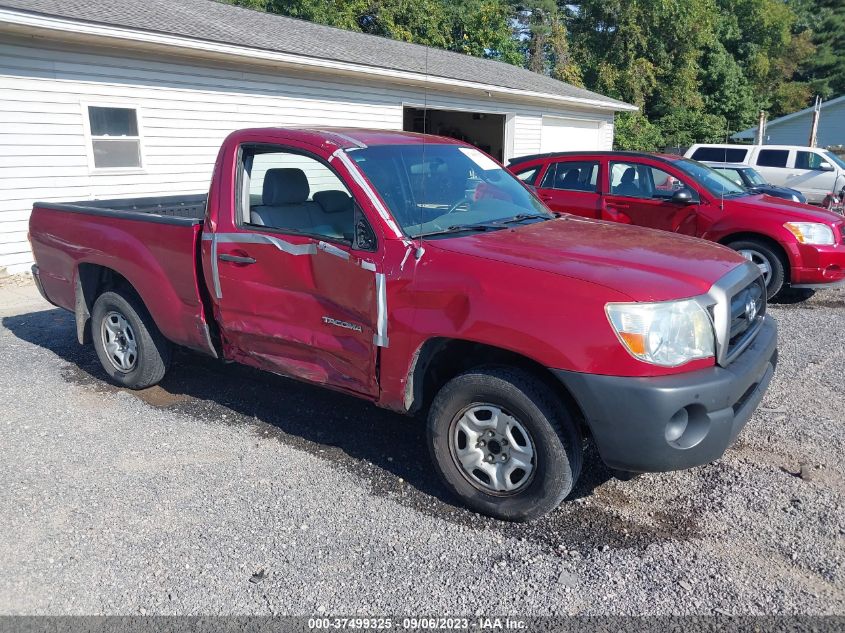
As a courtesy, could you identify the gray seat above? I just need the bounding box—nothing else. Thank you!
[251,168,320,232]
[313,190,354,239]
[558,168,582,190]
[614,167,641,197]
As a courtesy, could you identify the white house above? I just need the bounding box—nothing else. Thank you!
[0,0,635,274]
[733,94,845,148]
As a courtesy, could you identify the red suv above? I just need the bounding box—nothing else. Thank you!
[509,151,845,298]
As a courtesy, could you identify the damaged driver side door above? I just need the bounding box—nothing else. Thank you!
[211,143,382,398]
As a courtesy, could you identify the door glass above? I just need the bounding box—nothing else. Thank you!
[756,150,789,168]
[514,166,540,185]
[539,163,558,189]
[610,162,687,199]
[242,149,356,243]
[795,151,824,170]
[691,147,748,162]
[545,161,599,192]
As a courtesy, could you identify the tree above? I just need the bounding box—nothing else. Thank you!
[613,112,663,151]
[657,109,729,150]
[224,0,521,63]
[792,0,845,98]
[716,0,814,117]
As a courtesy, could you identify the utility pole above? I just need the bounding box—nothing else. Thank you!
[808,96,821,147]
[755,110,767,145]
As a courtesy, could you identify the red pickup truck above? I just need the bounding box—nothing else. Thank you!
[29,128,777,521]
[509,151,845,299]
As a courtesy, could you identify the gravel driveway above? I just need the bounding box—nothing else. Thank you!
[1,278,843,616]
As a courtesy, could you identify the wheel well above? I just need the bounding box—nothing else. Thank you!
[718,232,790,278]
[75,263,137,344]
[406,338,587,431]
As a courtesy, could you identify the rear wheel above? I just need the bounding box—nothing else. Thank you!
[727,239,786,299]
[91,289,171,389]
[427,367,582,522]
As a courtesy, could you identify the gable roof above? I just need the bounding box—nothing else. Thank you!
[0,0,635,111]
[734,94,845,139]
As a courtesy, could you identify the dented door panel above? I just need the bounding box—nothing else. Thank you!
[212,231,380,397]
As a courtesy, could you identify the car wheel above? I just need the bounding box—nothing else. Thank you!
[727,239,786,299]
[427,367,582,522]
[91,289,171,389]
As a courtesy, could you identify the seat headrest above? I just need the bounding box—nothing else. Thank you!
[314,190,353,214]
[262,168,309,205]
[621,168,637,183]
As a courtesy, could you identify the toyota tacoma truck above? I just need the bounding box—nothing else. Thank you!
[509,151,845,299]
[30,128,777,521]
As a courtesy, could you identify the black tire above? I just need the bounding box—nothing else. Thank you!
[427,367,582,522]
[726,239,786,299]
[91,289,171,389]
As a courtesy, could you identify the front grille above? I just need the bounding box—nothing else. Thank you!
[726,277,766,359]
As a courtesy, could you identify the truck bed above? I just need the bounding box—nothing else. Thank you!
[29,194,215,356]
[36,194,207,225]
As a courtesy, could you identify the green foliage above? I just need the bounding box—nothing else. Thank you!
[613,112,664,151]
[791,0,845,98]
[223,0,835,148]
[657,109,730,150]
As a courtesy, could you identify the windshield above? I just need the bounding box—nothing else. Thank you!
[674,159,747,197]
[742,168,767,186]
[823,151,845,170]
[349,144,550,237]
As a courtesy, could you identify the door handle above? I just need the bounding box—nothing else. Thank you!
[218,253,256,264]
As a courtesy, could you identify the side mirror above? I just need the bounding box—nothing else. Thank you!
[671,188,696,205]
[819,161,834,172]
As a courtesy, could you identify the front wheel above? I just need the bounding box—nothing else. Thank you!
[91,289,171,389]
[727,239,786,299]
[427,367,582,522]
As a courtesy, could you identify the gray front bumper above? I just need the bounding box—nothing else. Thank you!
[552,316,777,472]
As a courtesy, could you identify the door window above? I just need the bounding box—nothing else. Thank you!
[690,147,749,163]
[240,148,358,243]
[795,151,825,170]
[540,161,599,192]
[755,150,789,168]
[610,162,687,199]
[513,165,540,185]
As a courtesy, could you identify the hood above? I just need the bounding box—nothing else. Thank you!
[730,194,844,222]
[428,217,744,302]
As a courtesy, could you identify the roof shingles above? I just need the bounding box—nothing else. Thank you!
[0,0,631,109]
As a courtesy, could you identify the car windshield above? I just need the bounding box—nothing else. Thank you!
[742,168,768,186]
[348,144,551,238]
[823,151,845,170]
[674,159,747,197]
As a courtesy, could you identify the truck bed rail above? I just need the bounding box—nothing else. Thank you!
[35,194,207,225]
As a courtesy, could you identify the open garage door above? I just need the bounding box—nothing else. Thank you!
[403,107,506,162]
[540,116,602,153]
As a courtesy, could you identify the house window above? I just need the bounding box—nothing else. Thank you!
[87,106,142,169]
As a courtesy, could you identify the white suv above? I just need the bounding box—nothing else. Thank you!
[685,144,845,205]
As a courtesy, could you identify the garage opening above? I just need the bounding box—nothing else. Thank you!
[403,107,506,162]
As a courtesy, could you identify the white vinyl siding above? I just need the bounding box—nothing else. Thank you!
[0,37,617,272]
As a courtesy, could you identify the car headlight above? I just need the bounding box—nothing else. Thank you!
[784,222,835,245]
[606,300,715,367]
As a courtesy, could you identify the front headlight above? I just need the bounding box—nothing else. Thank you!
[606,299,715,367]
[784,222,835,245]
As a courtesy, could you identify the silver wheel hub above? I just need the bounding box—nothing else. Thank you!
[101,310,138,372]
[738,249,772,284]
[450,404,535,495]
